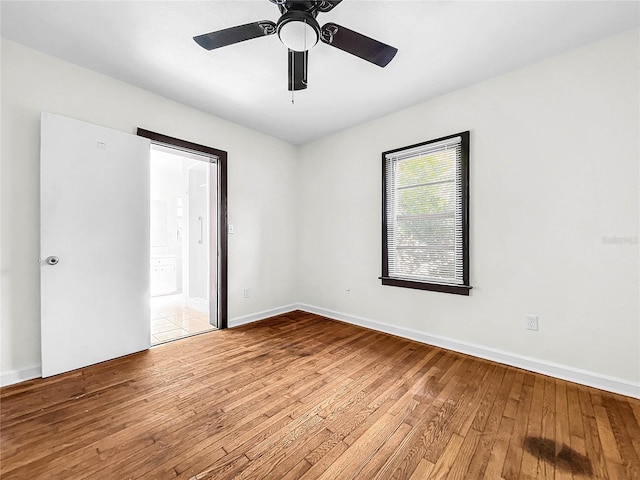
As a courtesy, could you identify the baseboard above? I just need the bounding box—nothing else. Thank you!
[1,365,42,388]
[5,305,637,398]
[298,303,640,399]
[187,297,208,314]
[228,304,300,328]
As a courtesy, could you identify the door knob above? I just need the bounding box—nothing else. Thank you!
[45,256,59,265]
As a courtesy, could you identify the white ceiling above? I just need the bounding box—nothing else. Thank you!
[1,1,638,145]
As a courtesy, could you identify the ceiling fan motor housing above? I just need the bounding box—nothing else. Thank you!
[277,10,320,52]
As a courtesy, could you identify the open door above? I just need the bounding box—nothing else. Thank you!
[40,112,151,377]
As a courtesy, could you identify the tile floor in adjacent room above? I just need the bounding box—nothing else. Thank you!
[150,294,215,345]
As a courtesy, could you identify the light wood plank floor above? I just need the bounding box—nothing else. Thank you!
[1,311,639,479]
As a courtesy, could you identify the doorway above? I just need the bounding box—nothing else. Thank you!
[149,145,213,344]
[139,128,228,344]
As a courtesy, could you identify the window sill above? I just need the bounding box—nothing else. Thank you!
[380,277,472,296]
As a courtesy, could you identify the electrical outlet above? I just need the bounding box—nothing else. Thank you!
[526,315,539,331]
[228,224,235,234]
[243,288,250,298]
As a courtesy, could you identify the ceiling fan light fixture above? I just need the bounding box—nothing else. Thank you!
[277,11,320,52]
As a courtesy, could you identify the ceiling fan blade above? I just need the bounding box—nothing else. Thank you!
[316,1,343,13]
[320,22,397,67]
[194,21,276,50]
[288,49,308,91]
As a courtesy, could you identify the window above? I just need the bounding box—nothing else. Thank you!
[381,131,471,295]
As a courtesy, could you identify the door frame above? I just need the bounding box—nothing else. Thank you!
[137,128,228,329]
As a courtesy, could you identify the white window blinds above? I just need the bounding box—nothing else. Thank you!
[385,135,464,285]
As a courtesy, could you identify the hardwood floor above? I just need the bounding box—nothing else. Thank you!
[1,311,639,479]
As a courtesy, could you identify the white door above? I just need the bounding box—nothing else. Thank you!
[40,112,150,377]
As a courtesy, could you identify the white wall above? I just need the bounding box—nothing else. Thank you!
[296,30,639,393]
[2,30,639,396]
[0,39,299,382]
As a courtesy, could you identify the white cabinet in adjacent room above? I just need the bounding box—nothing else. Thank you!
[150,256,177,296]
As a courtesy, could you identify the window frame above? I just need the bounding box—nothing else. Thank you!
[381,131,471,296]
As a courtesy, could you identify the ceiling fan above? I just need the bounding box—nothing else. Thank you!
[193,0,398,92]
